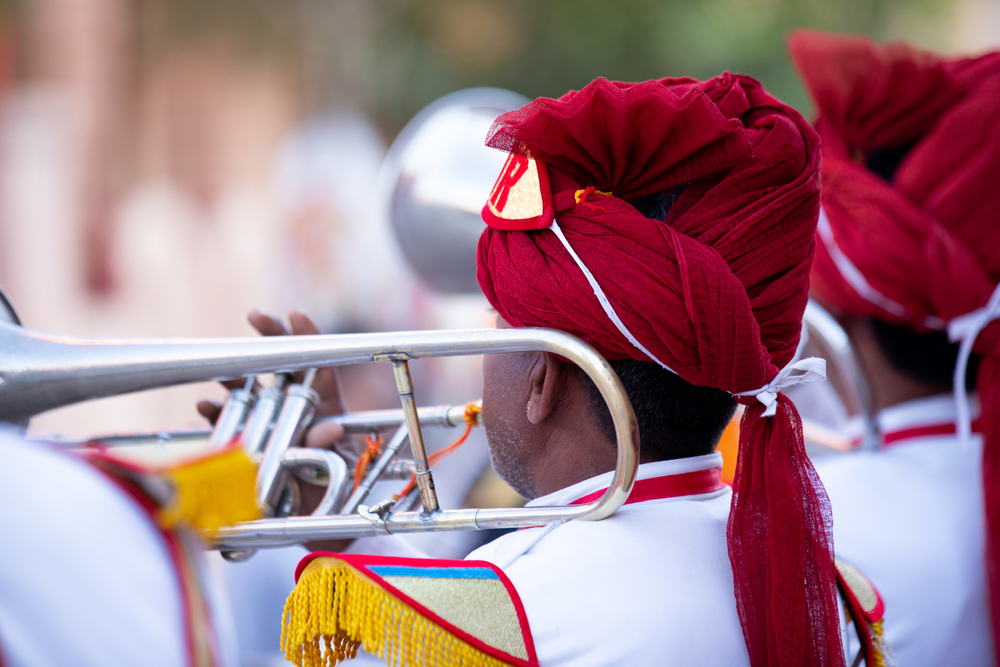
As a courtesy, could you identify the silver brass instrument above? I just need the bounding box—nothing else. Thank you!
[0,285,20,327]
[379,87,529,293]
[1,320,639,552]
[802,301,879,450]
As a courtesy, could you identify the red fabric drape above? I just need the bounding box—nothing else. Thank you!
[789,29,1000,659]
[477,76,844,667]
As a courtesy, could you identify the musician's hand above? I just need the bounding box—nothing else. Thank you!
[196,399,223,425]
[197,310,350,449]
[196,378,259,426]
[242,311,358,553]
[250,310,349,411]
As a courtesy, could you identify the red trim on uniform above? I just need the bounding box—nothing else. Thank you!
[836,571,876,667]
[296,553,539,667]
[569,467,725,506]
[835,560,885,667]
[161,531,201,667]
[880,419,981,449]
[83,453,213,667]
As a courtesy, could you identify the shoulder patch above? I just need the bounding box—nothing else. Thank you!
[835,557,884,624]
[835,556,895,667]
[285,552,539,667]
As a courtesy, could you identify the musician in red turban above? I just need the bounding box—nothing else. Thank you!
[278,73,886,667]
[789,29,1000,667]
[474,74,847,667]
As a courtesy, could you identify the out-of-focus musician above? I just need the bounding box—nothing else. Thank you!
[0,428,247,667]
[789,30,1000,667]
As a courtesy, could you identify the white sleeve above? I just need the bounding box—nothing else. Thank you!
[0,430,234,667]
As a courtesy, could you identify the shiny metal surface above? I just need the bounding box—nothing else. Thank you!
[282,448,349,517]
[39,428,213,448]
[223,446,349,562]
[803,300,879,449]
[207,380,255,448]
[256,382,318,514]
[1,323,639,546]
[0,325,615,423]
[380,87,529,293]
[392,360,438,514]
[340,425,409,515]
[0,285,20,326]
[34,402,479,448]
[319,401,480,434]
[239,386,285,455]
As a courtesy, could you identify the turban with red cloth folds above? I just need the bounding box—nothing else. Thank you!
[477,75,844,667]
[789,29,1000,660]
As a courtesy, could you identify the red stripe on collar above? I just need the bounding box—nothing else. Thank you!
[569,467,725,506]
[881,419,981,449]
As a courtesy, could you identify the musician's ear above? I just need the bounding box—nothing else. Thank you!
[526,353,568,426]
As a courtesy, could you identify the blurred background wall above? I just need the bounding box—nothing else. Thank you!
[0,0,997,437]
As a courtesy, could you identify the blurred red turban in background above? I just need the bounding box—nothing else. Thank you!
[789,29,1000,660]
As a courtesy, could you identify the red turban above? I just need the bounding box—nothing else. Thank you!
[477,76,843,667]
[789,29,1000,658]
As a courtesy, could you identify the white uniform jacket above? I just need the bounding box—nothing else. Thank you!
[466,452,752,667]
[816,394,993,667]
[0,430,237,667]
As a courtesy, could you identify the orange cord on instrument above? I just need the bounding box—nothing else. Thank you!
[394,402,482,500]
[352,433,383,493]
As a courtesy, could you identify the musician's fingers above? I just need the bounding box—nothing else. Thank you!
[197,399,223,425]
[247,310,291,337]
[305,420,347,450]
[246,310,309,380]
[219,378,249,390]
[287,310,347,415]
[288,310,321,336]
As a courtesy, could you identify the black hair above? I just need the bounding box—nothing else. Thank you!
[581,361,738,461]
[578,186,737,462]
[629,183,688,221]
[870,319,980,390]
[862,142,980,390]
[864,143,915,182]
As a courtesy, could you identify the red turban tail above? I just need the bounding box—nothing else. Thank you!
[477,76,843,667]
[789,29,1000,659]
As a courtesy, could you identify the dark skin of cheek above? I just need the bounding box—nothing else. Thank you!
[482,346,541,499]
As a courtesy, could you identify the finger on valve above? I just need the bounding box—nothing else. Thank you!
[305,420,347,451]
[196,399,223,426]
[284,310,350,421]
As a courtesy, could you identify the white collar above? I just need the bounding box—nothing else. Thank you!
[525,452,724,508]
[877,393,979,435]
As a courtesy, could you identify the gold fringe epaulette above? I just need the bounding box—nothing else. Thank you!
[157,445,259,533]
[835,557,896,667]
[282,554,538,667]
[84,444,259,535]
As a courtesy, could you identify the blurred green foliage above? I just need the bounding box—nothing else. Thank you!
[135,0,952,134]
[369,0,950,131]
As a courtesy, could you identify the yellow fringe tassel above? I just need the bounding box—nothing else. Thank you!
[871,619,897,667]
[157,446,260,533]
[282,562,516,667]
[573,187,612,204]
